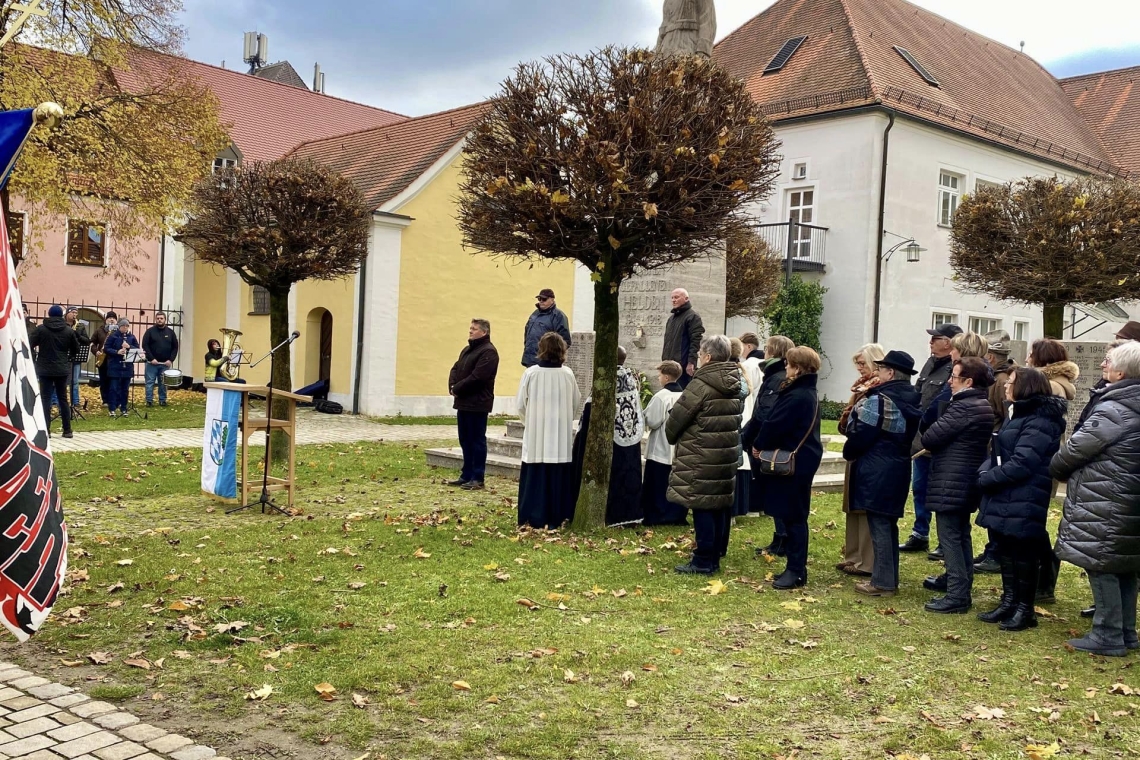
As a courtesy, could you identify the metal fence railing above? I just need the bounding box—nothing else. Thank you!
[751,221,828,275]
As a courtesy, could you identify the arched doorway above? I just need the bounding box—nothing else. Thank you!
[304,308,333,386]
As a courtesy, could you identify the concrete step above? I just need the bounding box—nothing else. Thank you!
[506,420,524,438]
[424,447,847,493]
[822,434,847,446]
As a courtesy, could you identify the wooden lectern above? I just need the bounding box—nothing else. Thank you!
[207,383,312,509]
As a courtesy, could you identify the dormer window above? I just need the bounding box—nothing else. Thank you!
[764,36,807,74]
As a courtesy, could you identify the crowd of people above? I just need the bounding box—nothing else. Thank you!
[447,288,1140,657]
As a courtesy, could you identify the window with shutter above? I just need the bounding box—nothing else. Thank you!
[251,285,270,315]
[6,212,25,263]
[66,220,107,267]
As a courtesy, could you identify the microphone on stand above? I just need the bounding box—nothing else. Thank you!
[289,330,301,342]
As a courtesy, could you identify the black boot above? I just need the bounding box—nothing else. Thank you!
[978,555,1017,624]
[1035,549,1060,604]
[765,535,787,557]
[1001,557,1039,632]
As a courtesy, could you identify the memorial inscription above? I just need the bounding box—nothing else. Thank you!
[1060,341,1106,433]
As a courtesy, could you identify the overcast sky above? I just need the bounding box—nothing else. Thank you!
[179,0,1140,116]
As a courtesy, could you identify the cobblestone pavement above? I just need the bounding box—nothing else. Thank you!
[0,662,225,760]
[50,410,499,453]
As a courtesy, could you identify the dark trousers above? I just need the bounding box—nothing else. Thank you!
[692,507,731,570]
[39,375,71,433]
[935,511,974,603]
[1087,571,1138,649]
[108,376,131,413]
[1037,532,1061,595]
[866,512,900,590]
[456,410,489,483]
[784,517,810,580]
[97,361,111,404]
[909,456,932,539]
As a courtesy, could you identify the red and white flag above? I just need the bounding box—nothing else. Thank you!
[0,204,68,641]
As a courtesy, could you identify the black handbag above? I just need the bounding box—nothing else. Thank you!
[757,398,819,477]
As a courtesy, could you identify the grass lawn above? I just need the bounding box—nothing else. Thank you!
[4,442,1135,759]
[65,385,207,432]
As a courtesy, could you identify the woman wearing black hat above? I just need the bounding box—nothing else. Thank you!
[975,366,1066,631]
[919,357,995,614]
[842,351,923,596]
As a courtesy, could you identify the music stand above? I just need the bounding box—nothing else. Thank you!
[123,348,148,421]
[69,343,91,420]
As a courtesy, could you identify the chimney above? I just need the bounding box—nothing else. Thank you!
[313,63,326,93]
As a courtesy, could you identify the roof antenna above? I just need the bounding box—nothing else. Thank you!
[1019,41,1025,54]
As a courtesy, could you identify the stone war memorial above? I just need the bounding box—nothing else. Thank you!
[1061,340,1108,431]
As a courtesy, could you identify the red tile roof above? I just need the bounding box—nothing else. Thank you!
[714,0,1124,176]
[288,102,491,210]
[1061,66,1140,175]
[118,48,406,162]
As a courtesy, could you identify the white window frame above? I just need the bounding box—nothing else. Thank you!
[786,187,815,259]
[1013,320,1029,343]
[974,178,1002,194]
[931,310,960,331]
[938,170,964,227]
[213,157,237,174]
[791,160,809,181]
[968,315,1004,336]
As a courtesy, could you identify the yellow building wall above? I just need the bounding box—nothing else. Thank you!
[394,157,578,398]
[192,261,228,381]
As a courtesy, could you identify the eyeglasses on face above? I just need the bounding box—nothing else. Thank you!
[949,374,965,383]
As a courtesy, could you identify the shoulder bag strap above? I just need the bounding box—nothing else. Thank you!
[791,396,820,455]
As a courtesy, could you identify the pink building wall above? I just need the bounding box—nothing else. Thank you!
[12,201,161,314]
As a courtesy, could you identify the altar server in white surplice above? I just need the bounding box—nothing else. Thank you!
[641,361,687,525]
[516,332,581,529]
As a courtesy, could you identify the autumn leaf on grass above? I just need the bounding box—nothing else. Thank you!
[626,698,640,708]
[213,621,248,635]
[314,683,338,701]
[245,685,274,701]
[483,563,499,571]
[413,548,431,559]
[704,579,728,596]
[452,681,472,691]
[612,588,628,598]
[87,652,112,665]
[1109,683,1136,696]
[971,705,1006,720]
[620,671,636,687]
[167,601,191,612]
[123,658,151,670]
[116,559,133,566]
[782,619,805,630]
[494,572,511,582]
[485,695,501,704]
[780,601,802,611]
[1026,742,1061,759]
[352,693,370,708]
[347,582,367,590]
[563,669,580,684]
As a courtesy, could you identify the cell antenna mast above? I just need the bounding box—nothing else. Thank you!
[243,32,269,73]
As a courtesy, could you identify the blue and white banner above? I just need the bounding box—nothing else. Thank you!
[202,387,240,499]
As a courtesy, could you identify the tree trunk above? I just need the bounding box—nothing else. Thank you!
[1043,303,1065,340]
[268,286,292,462]
[571,262,620,531]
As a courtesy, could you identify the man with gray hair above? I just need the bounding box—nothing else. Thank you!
[662,288,706,388]
[448,319,500,490]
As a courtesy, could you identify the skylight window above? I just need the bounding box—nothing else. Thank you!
[763,36,807,74]
[894,46,940,87]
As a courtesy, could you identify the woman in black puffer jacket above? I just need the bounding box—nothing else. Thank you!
[919,357,995,614]
[975,367,1066,631]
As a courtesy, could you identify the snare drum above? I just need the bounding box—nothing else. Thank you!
[162,369,183,388]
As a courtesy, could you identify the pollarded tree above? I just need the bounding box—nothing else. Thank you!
[726,227,783,322]
[457,47,781,529]
[178,159,370,449]
[0,0,229,278]
[950,176,1140,338]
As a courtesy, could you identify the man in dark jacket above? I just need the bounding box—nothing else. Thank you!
[90,311,117,407]
[64,306,91,409]
[901,322,961,553]
[30,304,80,438]
[449,319,500,490]
[662,289,705,388]
[521,289,571,367]
[142,311,179,407]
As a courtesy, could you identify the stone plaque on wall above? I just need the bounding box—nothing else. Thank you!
[566,331,595,416]
[1060,341,1105,432]
[618,251,727,389]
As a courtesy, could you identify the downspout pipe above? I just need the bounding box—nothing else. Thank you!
[871,109,895,343]
[352,253,367,415]
[158,222,166,311]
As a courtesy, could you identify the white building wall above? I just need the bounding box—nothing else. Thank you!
[356,216,408,416]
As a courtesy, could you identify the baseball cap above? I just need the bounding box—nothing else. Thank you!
[926,323,963,339]
[535,288,556,300]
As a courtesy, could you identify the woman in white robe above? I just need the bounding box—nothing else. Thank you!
[516,333,581,529]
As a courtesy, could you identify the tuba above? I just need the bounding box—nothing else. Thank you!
[219,328,243,381]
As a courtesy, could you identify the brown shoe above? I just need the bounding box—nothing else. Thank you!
[835,561,854,572]
[855,582,896,597]
[842,565,873,577]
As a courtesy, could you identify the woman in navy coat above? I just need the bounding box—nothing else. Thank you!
[750,346,823,590]
[976,366,1066,631]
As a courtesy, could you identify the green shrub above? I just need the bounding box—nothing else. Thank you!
[764,275,827,351]
[819,396,845,421]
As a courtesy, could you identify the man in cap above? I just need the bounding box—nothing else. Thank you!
[900,322,963,554]
[64,306,91,410]
[972,329,1017,574]
[1115,321,1140,342]
[521,288,571,367]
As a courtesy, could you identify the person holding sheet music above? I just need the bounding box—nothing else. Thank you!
[103,317,140,418]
